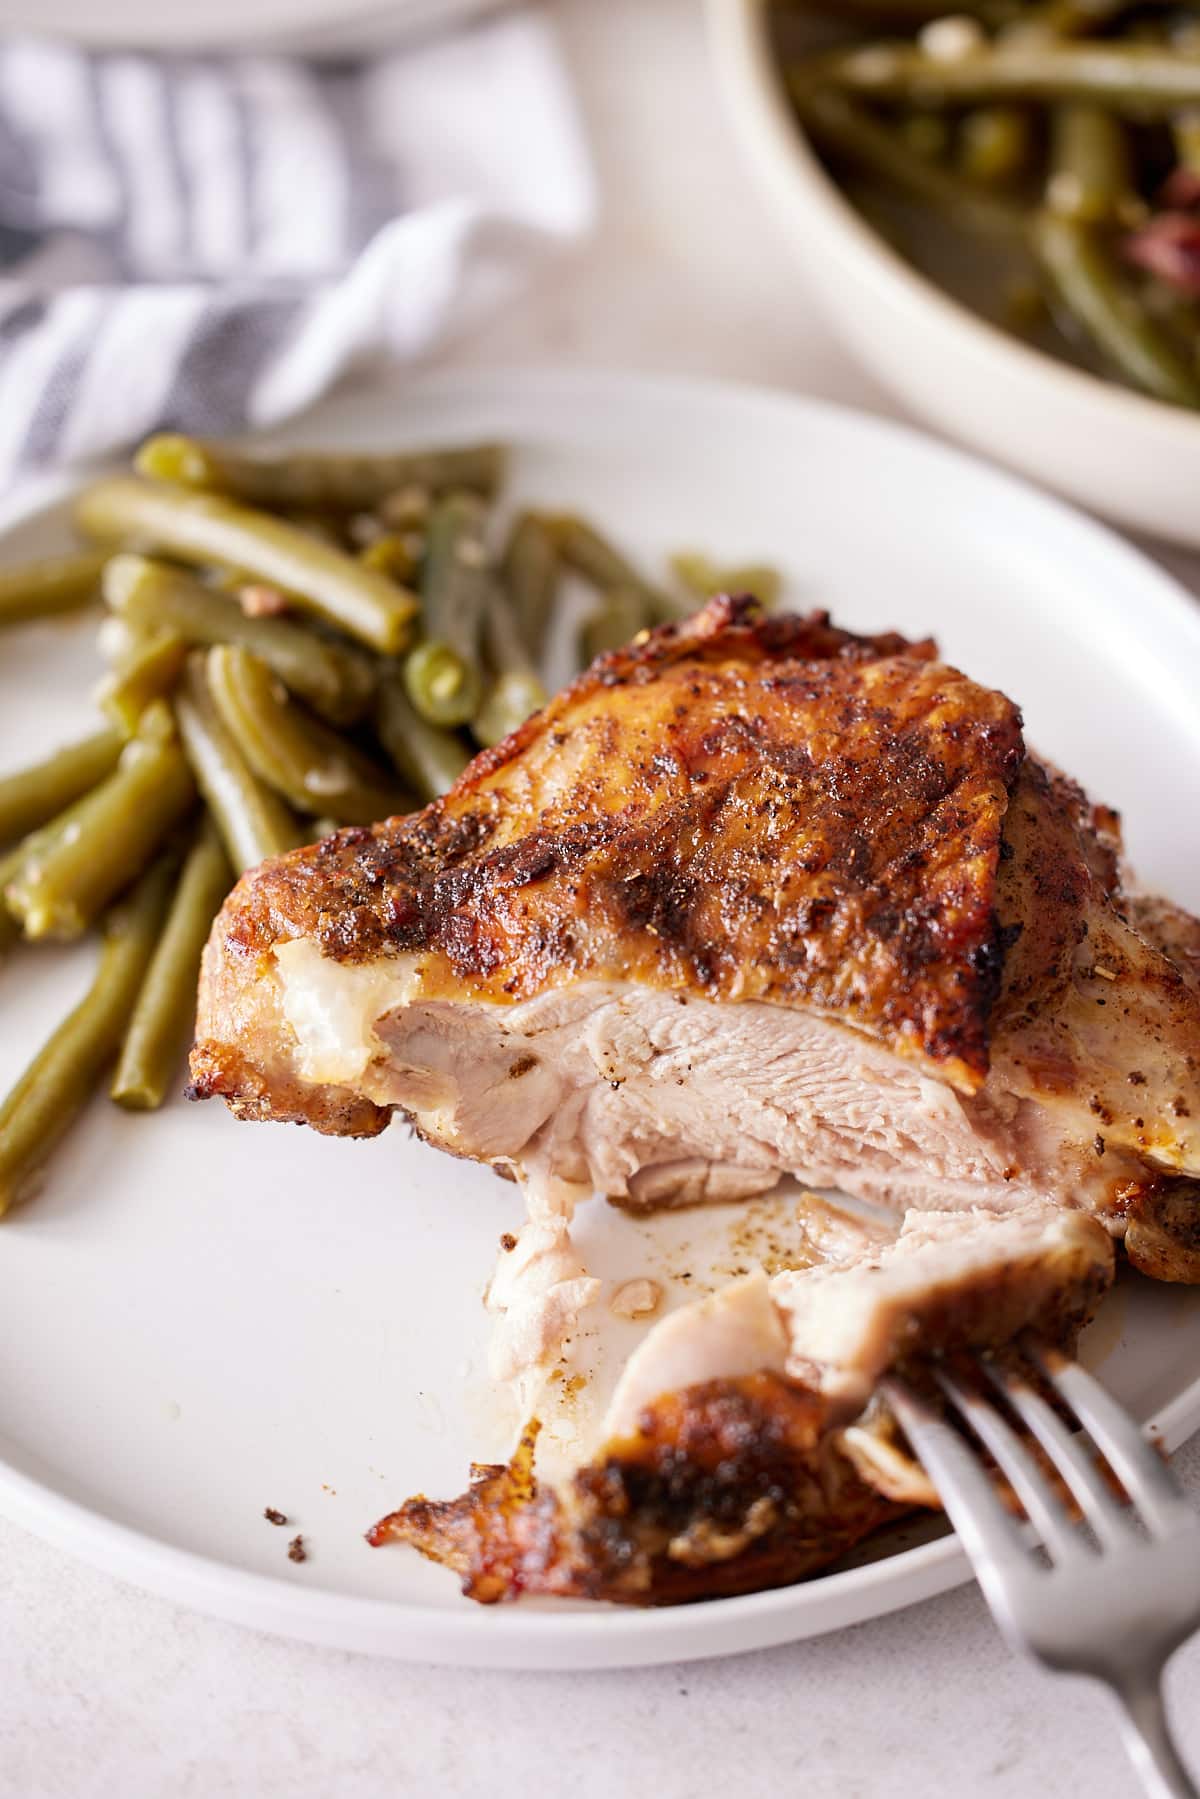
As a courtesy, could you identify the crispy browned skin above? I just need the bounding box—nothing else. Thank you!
[989,757,1200,1201]
[191,596,1024,1122]
[1125,893,1200,997]
[1125,1180,1200,1282]
[367,1374,907,1605]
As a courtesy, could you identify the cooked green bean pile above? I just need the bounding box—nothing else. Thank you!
[777,0,1200,406]
[0,432,780,1213]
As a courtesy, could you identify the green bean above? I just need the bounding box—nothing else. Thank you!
[403,641,479,730]
[358,532,420,586]
[472,674,546,749]
[578,589,650,666]
[403,493,489,728]
[375,670,469,801]
[278,510,344,547]
[472,591,547,749]
[898,111,953,161]
[1173,109,1200,174]
[136,696,177,745]
[0,844,26,953]
[97,615,143,669]
[0,727,123,845]
[669,552,782,608]
[77,477,417,656]
[797,42,1200,115]
[111,817,232,1111]
[501,512,559,659]
[377,487,432,531]
[541,512,674,622]
[1003,0,1149,43]
[1033,210,1200,405]
[174,656,303,875]
[6,720,195,941]
[0,854,176,1214]
[958,107,1033,185]
[1047,105,1138,224]
[206,645,406,824]
[1003,275,1049,333]
[103,554,375,726]
[792,86,1026,239]
[134,436,505,508]
[0,549,106,628]
[2,793,93,931]
[96,631,187,736]
[790,0,1017,23]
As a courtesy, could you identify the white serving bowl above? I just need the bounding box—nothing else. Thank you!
[706,0,1200,548]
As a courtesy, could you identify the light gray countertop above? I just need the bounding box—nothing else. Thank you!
[4,2,1199,1794]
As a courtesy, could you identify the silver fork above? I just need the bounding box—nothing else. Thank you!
[881,1345,1200,1799]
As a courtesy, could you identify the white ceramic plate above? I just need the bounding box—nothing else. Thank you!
[11,0,498,51]
[1,368,1198,1670]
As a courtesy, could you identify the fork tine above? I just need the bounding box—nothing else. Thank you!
[879,1374,1031,1587]
[982,1358,1136,1548]
[1031,1345,1192,1535]
[937,1362,1089,1563]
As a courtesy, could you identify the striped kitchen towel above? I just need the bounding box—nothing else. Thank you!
[0,10,592,480]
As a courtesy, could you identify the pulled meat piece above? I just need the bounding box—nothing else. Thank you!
[773,1206,1115,1410]
[370,1204,1114,1605]
[367,1378,905,1606]
[1125,212,1200,296]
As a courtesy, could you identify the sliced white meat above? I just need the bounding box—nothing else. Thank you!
[601,1205,1114,1435]
[772,1206,1115,1410]
[606,1269,790,1439]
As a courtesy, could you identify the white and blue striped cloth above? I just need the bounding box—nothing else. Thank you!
[0,10,592,479]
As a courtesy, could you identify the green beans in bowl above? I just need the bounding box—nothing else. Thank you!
[708,0,1200,544]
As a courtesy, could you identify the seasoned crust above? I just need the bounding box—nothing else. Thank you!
[366,1373,907,1605]
[187,909,390,1136]
[193,596,1026,1118]
[185,1043,390,1136]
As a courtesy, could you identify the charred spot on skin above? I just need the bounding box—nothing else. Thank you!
[500,1232,518,1252]
[508,1053,538,1079]
[287,1535,307,1563]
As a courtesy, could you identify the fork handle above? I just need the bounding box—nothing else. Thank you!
[1115,1678,1199,1799]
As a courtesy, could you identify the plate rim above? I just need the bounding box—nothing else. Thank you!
[6,0,498,52]
[2,363,1198,1668]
